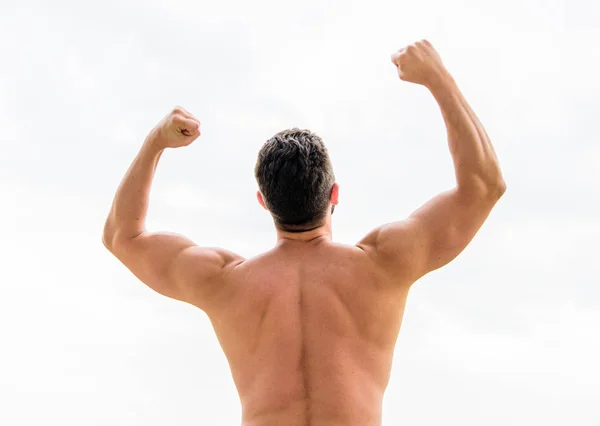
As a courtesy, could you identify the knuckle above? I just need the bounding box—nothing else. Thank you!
[172,106,184,115]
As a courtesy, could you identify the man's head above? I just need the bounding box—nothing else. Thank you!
[255,128,338,232]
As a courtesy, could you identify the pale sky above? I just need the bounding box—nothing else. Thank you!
[1,0,599,424]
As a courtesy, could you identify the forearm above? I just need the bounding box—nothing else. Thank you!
[103,138,164,247]
[429,72,505,193]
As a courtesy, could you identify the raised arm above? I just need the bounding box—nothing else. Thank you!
[102,107,244,309]
[359,40,506,283]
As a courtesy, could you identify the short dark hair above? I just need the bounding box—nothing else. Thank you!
[255,128,335,232]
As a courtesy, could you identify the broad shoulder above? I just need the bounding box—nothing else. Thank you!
[356,221,420,284]
[227,242,383,286]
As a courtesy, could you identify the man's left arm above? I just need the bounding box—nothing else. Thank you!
[102,107,244,309]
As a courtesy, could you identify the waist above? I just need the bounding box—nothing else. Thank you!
[241,386,384,426]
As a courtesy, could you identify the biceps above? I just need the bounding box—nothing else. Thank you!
[111,232,200,300]
[409,188,496,273]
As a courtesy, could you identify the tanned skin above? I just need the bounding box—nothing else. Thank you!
[103,40,506,426]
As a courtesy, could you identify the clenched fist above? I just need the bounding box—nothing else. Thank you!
[391,40,448,87]
[146,107,201,149]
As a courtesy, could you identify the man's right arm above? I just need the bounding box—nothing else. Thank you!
[359,40,506,283]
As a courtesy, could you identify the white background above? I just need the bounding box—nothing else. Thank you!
[1,0,599,424]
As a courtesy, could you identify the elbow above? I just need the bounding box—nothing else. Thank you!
[489,175,507,199]
[495,178,507,197]
[477,178,506,201]
[102,220,117,251]
[460,174,506,200]
[102,221,143,252]
[102,230,114,251]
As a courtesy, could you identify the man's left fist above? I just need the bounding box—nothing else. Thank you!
[147,106,201,149]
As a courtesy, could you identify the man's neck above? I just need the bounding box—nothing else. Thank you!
[275,222,333,244]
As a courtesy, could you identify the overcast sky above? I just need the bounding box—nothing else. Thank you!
[1,0,599,424]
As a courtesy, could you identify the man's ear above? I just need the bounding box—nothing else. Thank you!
[256,190,268,210]
[330,183,339,206]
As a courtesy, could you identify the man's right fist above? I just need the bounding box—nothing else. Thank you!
[146,107,201,149]
[391,40,448,87]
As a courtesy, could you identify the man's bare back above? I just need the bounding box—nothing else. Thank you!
[103,40,506,425]
[208,241,408,426]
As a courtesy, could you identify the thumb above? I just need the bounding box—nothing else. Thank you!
[173,116,200,137]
